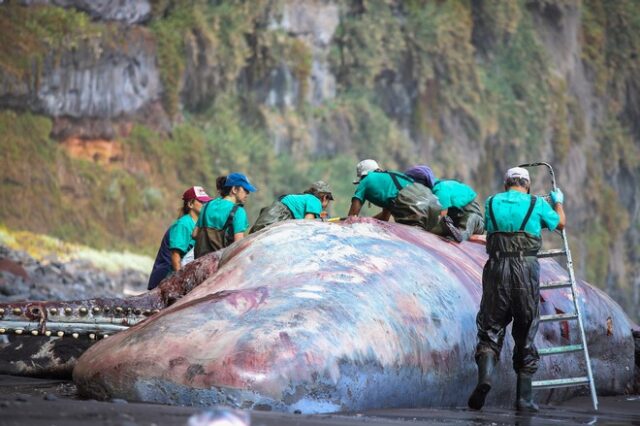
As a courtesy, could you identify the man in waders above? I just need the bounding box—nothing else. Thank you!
[405,165,485,242]
[468,166,565,412]
[347,159,441,231]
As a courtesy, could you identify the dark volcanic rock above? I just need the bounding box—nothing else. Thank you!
[38,28,160,119]
[0,26,163,132]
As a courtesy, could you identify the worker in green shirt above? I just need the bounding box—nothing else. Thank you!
[347,159,441,231]
[250,181,334,233]
[147,186,214,290]
[468,166,565,412]
[193,173,256,258]
[405,165,484,242]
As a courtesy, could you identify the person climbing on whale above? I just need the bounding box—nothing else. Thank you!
[250,181,334,233]
[405,164,484,242]
[347,159,441,231]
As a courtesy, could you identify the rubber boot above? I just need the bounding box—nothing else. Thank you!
[516,374,539,412]
[468,353,496,410]
[461,214,483,241]
[442,215,464,243]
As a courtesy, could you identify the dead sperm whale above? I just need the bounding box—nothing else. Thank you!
[72,218,637,413]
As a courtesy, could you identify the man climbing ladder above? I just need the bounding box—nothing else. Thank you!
[468,166,566,412]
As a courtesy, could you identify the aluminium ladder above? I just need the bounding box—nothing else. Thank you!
[519,162,598,411]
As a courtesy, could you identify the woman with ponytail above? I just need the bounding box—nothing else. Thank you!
[192,173,257,258]
[147,186,214,290]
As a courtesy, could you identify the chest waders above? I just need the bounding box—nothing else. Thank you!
[249,195,296,234]
[385,172,442,231]
[469,196,542,411]
[194,203,240,259]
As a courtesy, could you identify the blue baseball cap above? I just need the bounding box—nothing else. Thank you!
[224,173,257,192]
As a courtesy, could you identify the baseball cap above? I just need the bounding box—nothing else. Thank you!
[308,181,334,200]
[353,159,380,184]
[182,186,214,202]
[504,167,530,182]
[224,173,257,192]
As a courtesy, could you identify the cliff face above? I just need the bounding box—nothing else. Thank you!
[21,0,151,24]
[0,0,638,319]
[0,2,168,140]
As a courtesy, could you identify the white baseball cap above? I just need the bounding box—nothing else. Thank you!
[353,159,380,184]
[504,167,530,182]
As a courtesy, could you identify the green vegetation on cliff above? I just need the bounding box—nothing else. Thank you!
[0,111,166,253]
[0,3,108,80]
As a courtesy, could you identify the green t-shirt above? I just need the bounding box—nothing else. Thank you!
[280,194,323,219]
[485,190,560,237]
[196,198,250,234]
[353,171,413,209]
[168,214,196,255]
[432,179,477,210]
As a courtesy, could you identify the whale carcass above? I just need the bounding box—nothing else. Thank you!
[69,218,637,413]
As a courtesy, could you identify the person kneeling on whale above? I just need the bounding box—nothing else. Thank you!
[405,165,484,242]
[250,181,334,233]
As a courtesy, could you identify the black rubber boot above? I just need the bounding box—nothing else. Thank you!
[461,214,483,241]
[468,353,496,410]
[516,374,539,412]
[442,215,464,243]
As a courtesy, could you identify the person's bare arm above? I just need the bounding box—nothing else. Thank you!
[373,209,391,221]
[304,213,315,220]
[439,209,448,217]
[191,226,200,239]
[233,233,245,242]
[348,199,363,217]
[170,250,182,272]
[554,204,566,230]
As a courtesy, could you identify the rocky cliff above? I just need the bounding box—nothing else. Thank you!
[0,0,638,319]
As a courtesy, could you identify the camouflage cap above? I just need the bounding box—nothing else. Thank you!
[308,181,334,200]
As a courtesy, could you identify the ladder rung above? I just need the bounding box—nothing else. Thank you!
[538,344,583,356]
[537,249,567,258]
[540,313,578,322]
[533,377,590,389]
[540,280,572,290]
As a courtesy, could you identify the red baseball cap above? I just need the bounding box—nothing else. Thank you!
[182,186,214,202]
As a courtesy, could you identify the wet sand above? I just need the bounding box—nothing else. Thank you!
[0,375,638,425]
